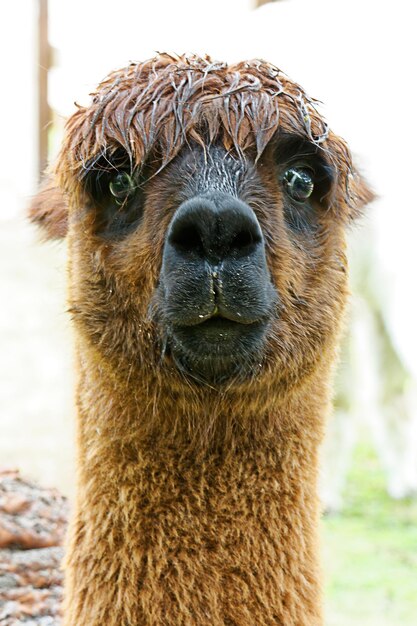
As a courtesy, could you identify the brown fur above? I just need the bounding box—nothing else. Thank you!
[30,53,373,625]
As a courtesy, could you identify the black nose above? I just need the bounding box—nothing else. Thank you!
[167,193,263,264]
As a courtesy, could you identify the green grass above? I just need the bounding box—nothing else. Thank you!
[322,439,417,626]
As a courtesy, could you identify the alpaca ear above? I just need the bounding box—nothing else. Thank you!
[28,176,69,239]
[346,166,375,221]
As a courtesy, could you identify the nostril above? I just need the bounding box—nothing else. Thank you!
[169,223,204,254]
[230,228,262,253]
[231,230,254,250]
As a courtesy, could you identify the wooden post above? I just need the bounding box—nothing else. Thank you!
[38,0,51,178]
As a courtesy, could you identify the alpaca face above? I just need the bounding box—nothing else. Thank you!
[30,54,373,390]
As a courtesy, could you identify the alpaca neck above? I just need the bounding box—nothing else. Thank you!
[76,342,328,455]
[66,352,327,626]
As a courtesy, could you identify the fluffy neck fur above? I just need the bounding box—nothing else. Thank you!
[63,339,331,626]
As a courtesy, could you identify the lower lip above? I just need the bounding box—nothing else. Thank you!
[171,317,268,359]
[177,317,246,341]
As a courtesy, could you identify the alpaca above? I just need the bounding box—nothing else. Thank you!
[29,53,373,625]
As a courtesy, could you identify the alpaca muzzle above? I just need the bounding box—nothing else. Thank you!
[158,192,277,381]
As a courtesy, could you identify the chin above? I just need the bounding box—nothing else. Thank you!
[168,318,269,384]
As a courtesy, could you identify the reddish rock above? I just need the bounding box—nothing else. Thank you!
[0,470,68,625]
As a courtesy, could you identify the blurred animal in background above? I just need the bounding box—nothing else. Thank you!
[29,53,372,625]
[320,228,417,512]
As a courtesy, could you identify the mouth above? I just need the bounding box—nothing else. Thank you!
[168,315,269,384]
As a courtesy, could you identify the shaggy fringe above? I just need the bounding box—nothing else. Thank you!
[54,53,370,217]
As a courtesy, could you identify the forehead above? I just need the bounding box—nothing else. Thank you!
[172,145,248,198]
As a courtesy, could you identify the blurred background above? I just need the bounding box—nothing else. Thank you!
[0,1,416,624]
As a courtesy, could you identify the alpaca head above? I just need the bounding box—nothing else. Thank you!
[30,53,372,395]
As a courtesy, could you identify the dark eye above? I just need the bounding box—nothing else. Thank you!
[109,172,135,204]
[283,167,314,202]
[82,148,149,238]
